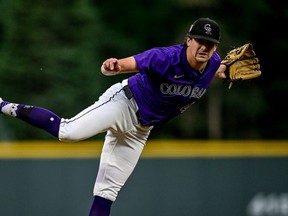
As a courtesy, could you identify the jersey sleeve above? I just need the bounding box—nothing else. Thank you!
[133,47,172,77]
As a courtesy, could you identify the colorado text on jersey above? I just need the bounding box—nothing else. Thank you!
[160,83,206,99]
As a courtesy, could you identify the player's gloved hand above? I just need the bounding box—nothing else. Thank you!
[101,58,121,76]
[221,43,261,89]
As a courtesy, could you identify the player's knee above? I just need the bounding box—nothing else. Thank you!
[58,136,78,142]
[58,119,92,142]
[58,127,84,142]
[58,133,83,142]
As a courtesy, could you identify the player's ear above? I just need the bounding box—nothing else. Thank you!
[186,37,192,46]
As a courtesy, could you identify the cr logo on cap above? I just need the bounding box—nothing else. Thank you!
[204,24,212,35]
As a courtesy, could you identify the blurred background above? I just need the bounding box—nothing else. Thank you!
[0,0,287,140]
[0,0,287,216]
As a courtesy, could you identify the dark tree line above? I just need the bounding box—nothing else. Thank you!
[0,0,287,140]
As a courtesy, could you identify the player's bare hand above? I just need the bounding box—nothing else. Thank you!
[101,58,121,76]
[215,64,227,79]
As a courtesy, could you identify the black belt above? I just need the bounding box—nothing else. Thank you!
[123,85,150,127]
[123,85,133,99]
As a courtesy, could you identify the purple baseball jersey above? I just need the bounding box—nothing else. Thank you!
[127,44,221,126]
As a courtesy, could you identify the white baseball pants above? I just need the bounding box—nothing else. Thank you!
[58,79,152,201]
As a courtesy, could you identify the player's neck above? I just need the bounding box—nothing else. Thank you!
[199,64,206,73]
[191,61,207,73]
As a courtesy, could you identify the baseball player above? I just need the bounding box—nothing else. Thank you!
[0,17,227,216]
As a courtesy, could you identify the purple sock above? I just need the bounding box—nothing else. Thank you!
[16,105,61,137]
[89,196,113,216]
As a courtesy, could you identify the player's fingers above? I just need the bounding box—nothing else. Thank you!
[102,58,114,70]
[103,59,112,70]
[215,71,226,79]
[109,58,117,70]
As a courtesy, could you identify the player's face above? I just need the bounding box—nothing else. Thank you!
[186,38,217,64]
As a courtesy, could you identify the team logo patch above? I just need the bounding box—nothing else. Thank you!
[204,24,212,35]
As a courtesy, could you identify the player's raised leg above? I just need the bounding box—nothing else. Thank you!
[0,98,61,137]
[0,98,114,216]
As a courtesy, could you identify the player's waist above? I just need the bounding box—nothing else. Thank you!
[121,81,165,127]
[123,86,133,100]
[121,79,153,128]
[121,79,133,100]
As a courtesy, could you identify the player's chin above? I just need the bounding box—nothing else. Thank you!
[196,56,209,63]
